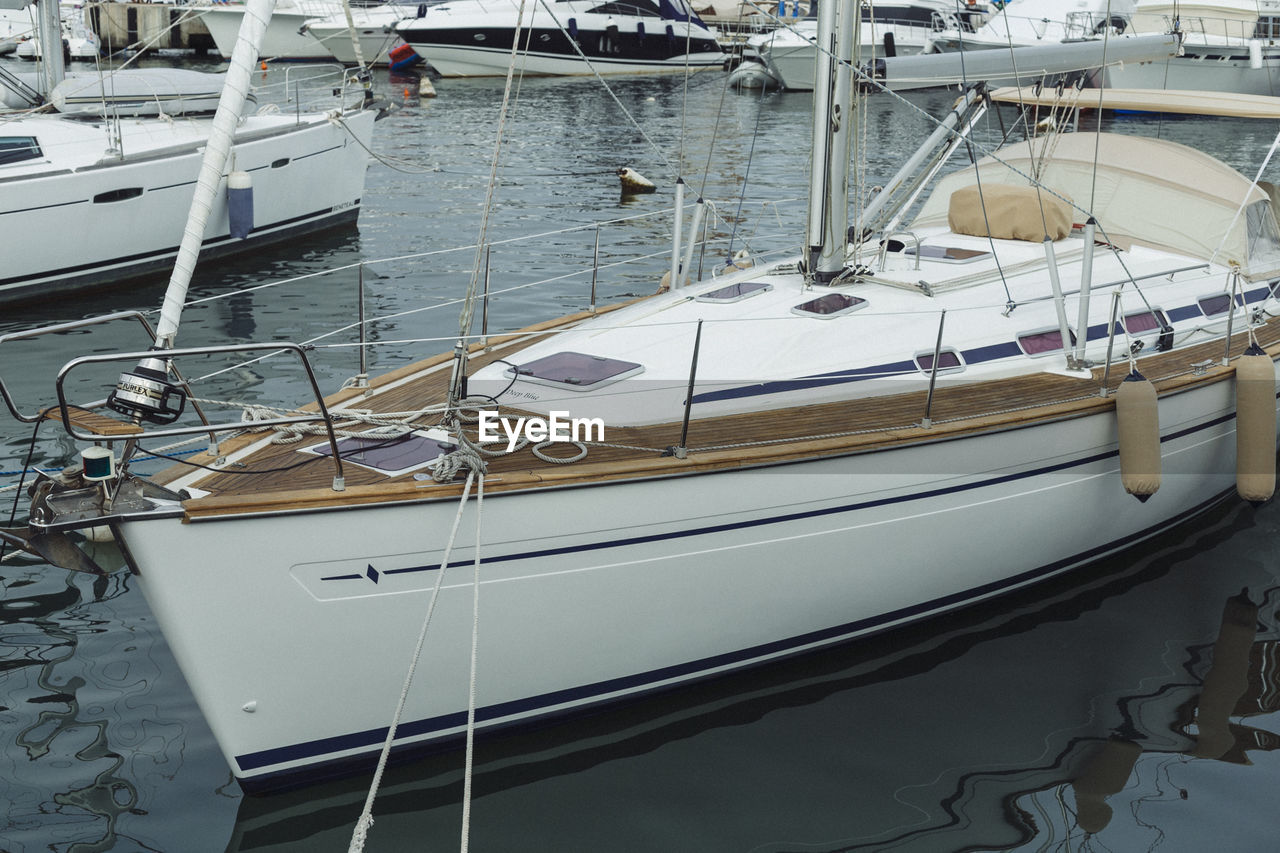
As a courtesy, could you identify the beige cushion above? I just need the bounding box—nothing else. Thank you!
[947,183,1073,242]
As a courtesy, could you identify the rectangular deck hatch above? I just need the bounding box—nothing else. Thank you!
[694,281,772,303]
[303,429,456,476]
[505,351,643,391]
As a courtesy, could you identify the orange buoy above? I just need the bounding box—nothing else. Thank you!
[1234,343,1276,504]
[1116,370,1160,501]
[260,61,268,70]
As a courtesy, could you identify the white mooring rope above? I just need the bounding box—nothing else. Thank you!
[347,467,480,853]
[459,473,484,852]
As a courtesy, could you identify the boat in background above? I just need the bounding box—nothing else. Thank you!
[0,0,378,303]
[927,0,1134,53]
[301,2,424,67]
[1,2,32,54]
[197,0,344,61]
[1100,0,1280,95]
[396,0,724,77]
[1,1,1277,804]
[9,0,99,60]
[730,0,992,90]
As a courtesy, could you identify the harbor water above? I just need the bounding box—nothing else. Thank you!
[3,58,1280,851]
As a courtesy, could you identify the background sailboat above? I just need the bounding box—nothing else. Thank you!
[0,0,378,304]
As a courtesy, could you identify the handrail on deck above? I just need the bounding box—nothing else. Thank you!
[53,342,347,491]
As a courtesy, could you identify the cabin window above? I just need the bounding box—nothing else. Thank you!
[791,292,867,318]
[1197,293,1243,317]
[1116,309,1174,351]
[1018,328,1074,356]
[694,281,772,303]
[93,187,144,203]
[271,157,290,168]
[1117,309,1168,335]
[914,349,964,375]
[505,351,643,391]
[0,136,42,166]
[903,244,990,263]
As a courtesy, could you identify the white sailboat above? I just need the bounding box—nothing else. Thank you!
[10,0,99,60]
[300,1,424,67]
[0,0,377,304]
[731,0,988,89]
[2,0,1279,798]
[197,0,345,61]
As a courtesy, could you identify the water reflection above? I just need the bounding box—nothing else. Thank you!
[0,561,229,853]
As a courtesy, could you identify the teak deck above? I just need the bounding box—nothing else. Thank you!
[138,304,1280,518]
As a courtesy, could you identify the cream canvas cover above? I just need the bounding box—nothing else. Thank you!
[947,184,1073,242]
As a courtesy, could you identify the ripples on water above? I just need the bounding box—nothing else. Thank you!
[2,60,1280,852]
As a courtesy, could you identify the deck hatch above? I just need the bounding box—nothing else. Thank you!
[505,351,644,391]
[694,281,772,303]
[303,429,456,476]
[791,293,867,318]
[904,245,990,263]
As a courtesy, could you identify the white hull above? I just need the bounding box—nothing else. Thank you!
[1102,49,1280,95]
[119,377,1250,791]
[745,20,942,90]
[306,24,405,65]
[303,5,419,66]
[0,110,375,302]
[396,0,724,77]
[200,3,339,61]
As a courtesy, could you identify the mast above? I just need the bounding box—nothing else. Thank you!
[36,0,64,97]
[153,0,278,347]
[804,0,858,284]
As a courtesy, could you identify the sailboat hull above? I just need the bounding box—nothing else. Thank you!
[0,110,374,304]
[116,375,1250,792]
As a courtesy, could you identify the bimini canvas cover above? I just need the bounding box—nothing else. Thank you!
[913,132,1280,278]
